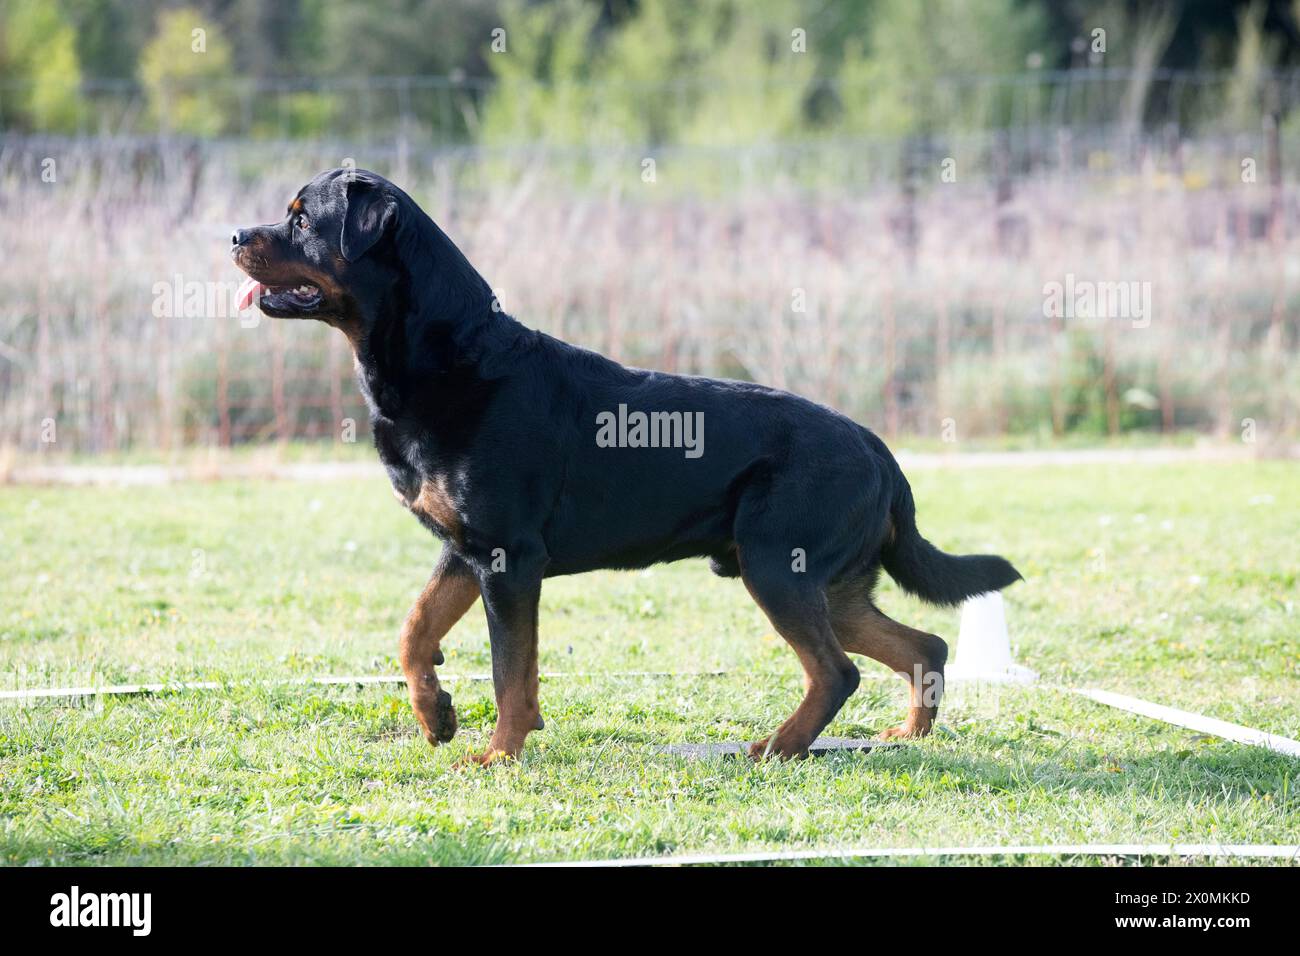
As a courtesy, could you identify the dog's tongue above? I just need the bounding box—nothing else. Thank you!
[236,277,264,310]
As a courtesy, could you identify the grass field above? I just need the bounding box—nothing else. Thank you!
[1,461,1297,865]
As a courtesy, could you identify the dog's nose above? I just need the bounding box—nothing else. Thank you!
[231,229,249,247]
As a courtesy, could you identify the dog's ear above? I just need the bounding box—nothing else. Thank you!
[340,179,397,262]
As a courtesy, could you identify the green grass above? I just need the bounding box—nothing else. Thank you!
[1,461,1297,865]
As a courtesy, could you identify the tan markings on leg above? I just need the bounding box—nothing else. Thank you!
[743,580,859,761]
[828,583,947,739]
[457,598,542,768]
[749,638,859,760]
[399,563,480,747]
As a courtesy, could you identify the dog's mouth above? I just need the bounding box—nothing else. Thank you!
[237,277,323,314]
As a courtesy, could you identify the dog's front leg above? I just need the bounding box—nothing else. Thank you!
[399,550,481,747]
[456,545,546,767]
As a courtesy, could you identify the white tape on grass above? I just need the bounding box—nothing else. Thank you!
[0,677,401,701]
[1071,688,1300,758]
[521,843,1300,867]
[6,673,1298,762]
[0,669,731,702]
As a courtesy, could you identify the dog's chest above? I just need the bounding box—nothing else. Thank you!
[401,475,463,542]
[373,417,465,545]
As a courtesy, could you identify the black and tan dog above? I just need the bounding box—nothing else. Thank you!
[231,169,1021,765]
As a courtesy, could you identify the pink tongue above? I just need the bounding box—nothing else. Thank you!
[236,277,265,310]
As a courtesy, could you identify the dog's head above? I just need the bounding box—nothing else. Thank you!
[230,167,401,322]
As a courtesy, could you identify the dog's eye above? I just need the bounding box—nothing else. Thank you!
[294,214,309,232]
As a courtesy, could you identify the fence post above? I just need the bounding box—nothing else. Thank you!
[1264,86,1289,434]
[1214,315,1232,440]
[994,130,1014,255]
[935,289,951,426]
[329,331,344,443]
[1103,312,1119,436]
[1050,307,1066,437]
[396,78,412,180]
[883,276,898,440]
[896,140,918,266]
[1266,81,1283,243]
[92,256,114,453]
[660,214,682,375]
[217,320,231,448]
[157,285,173,452]
[1157,255,1176,434]
[36,275,52,451]
[992,289,1008,436]
[272,319,287,443]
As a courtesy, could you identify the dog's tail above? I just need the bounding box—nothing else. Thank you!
[878,464,1022,607]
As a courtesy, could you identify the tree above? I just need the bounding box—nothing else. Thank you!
[836,0,1049,137]
[138,7,238,136]
[0,0,83,132]
[479,0,603,146]
[480,0,817,148]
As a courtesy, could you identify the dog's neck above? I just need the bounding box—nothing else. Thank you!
[349,212,526,421]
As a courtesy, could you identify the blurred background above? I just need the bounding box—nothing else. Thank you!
[2,0,1299,459]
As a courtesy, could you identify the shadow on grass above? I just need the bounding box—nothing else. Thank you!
[817,735,1294,804]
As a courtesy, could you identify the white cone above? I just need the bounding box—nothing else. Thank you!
[946,592,1036,683]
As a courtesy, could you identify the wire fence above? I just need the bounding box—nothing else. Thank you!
[5,66,1300,144]
[0,68,1298,456]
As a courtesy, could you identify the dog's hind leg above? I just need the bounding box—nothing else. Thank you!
[827,581,947,739]
[399,549,481,747]
[740,560,861,760]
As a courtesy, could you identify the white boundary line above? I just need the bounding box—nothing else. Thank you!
[6,672,1298,762]
[0,669,730,702]
[520,843,1300,867]
[0,676,404,701]
[1069,688,1300,757]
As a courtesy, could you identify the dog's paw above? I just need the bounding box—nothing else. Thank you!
[453,747,516,769]
[879,722,930,741]
[747,735,808,761]
[433,690,458,742]
[414,689,457,747]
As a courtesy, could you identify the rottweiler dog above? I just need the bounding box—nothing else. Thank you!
[231,168,1021,765]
